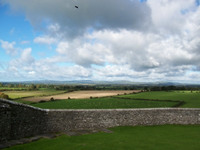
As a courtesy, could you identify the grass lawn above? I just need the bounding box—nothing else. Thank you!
[118,91,200,108]
[30,97,178,109]
[4,125,200,150]
[4,89,66,99]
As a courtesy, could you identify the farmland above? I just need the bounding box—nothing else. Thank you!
[21,90,138,102]
[18,90,200,109]
[118,91,200,108]
[3,89,66,100]
[30,97,177,109]
[2,90,199,109]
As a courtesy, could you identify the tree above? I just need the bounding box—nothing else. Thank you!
[36,84,42,89]
[50,97,55,101]
[30,84,37,90]
[150,86,161,91]
[144,86,149,91]
[0,93,9,99]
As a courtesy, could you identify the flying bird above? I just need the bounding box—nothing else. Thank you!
[75,5,78,8]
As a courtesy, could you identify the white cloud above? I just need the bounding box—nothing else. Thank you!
[0,40,18,55]
[34,23,61,45]
[2,0,151,37]
[147,0,196,34]
[1,0,200,82]
[5,48,35,76]
[28,71,35,75]
[20,48,35,64]
[56,39,110,67]
[53,23,200,80]
[34,36,57,45]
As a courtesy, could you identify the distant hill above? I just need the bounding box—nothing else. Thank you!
[1,80,200,86]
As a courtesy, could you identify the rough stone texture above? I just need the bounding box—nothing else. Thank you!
[0,99,48,143]
[46,108,200,132]
[1,98,200,143]
[0,102,11,142]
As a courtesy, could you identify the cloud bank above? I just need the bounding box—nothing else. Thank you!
[0,0,200,82]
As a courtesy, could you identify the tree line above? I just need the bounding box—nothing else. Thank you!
[146,85,200,91]
[0,82,200,92]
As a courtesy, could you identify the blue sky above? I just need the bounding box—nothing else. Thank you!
[0,0,200,83]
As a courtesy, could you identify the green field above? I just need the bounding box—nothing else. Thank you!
[26,91,200,109]
[118,91,200,108]
[4,125,200,150]
[3,90,200,109]
[3,89,66,99]
[30,97,178,109]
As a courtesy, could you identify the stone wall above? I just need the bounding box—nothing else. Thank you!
[47,108,200,132]
[0,102,11,142]
[0,99,48,143]
[1,98,200,143]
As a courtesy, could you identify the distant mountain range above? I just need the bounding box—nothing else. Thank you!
[1,80,200,86]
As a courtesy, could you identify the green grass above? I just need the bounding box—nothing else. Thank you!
[4,125,200,150]
[0,87,27,90]
[118,91,200,108]
[31,97,178,109]
[9,90,200,108]
[29,90,200,109]
[3,89,66,99]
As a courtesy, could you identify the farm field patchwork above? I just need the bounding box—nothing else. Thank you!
[13,90,200,109]
[21,90,138,102]
[118,91,200,108]
[30,97,178,109]
[3,89,66,99]
[3,90,199,109]
[4,125,200,150]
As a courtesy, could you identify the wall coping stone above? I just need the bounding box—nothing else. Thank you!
[47,108,200,112]
[0,98,46,112]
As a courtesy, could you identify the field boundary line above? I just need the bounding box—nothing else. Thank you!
[112,96,185,107]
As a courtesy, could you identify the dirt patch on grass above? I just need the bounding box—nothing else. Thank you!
[22,90,141,102]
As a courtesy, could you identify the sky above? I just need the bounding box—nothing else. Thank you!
[0,0,200,83]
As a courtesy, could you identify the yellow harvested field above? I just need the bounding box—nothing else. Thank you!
[23,90,141,102]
